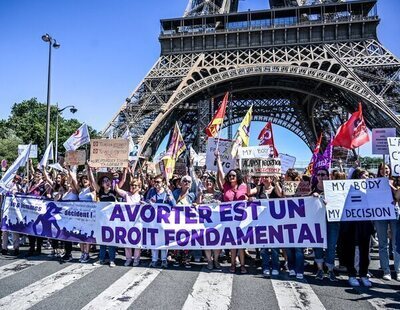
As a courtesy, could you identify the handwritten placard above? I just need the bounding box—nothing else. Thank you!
[90,139,129,168]
[65,150,86,166]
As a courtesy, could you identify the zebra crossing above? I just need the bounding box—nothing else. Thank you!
[0,251,399,310]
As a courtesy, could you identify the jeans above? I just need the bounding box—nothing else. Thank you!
[314,222,340,270]
[99,245,116,262]
[375,220,400,273]
[151,249,167,262]
[286,248,304,274]
[260,248,279,271]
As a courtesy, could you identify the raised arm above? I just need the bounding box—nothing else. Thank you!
[67,167,79,194]
[87,162,100,193]
[42,168,54,188]
[114,182,127,199]
[118,167,128,188]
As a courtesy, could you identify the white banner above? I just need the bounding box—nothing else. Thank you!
[372,128,396,155]
[388,137,400,176]
[323,177,396,222]
[206,138,235,174]
[238,146,273,159]
[279,153,296,174]
[241,158,281,176]
[2,195,326,249]
[18,144,37,159]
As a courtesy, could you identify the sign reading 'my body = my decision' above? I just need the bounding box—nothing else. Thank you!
[323,177,395,222]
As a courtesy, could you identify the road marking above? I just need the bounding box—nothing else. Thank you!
[358,277,400,309]
[182,268,233,310]
[81,267,161,310]
[0,263,100,310]
[0,259,44,280]
[271,278,326,310]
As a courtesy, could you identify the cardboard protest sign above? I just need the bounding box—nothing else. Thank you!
[283,181,300,196]
[206,138,235,174]
[65,150,86,166]
[323,177,396,222]
[388,137,400,176]
[90,139,129,168]
[241,158,281,177]
[295,179,312,197]
[372,128,396,155]
[279,153,296,174]
[173,160,187,177]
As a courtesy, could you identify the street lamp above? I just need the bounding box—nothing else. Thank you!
[42,33,60,149]
[55,104,77,162]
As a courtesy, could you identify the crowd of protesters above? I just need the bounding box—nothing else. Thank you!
[1,155,400,289]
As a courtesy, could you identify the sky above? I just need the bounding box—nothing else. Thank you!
[0,0,399,165]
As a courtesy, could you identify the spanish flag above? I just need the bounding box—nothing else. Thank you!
[205,92,229,138]
[231,105,253,157]
[162,122,186,180]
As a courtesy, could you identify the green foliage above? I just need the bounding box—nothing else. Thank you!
[0,98,100,162]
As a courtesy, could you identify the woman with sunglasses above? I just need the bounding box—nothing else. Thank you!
[145,174,176,268]
[215,151,248,274]
[172,175,198,268]
[341,168,374,287]
[311,167,340,282]
[115,168,143,267]
[374,163,400,280]
[90,167,118,267]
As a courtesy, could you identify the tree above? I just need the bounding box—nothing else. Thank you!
[0,98,100,162]
[0,128,23,163]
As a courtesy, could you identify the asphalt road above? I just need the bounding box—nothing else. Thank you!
[0,245,399,310]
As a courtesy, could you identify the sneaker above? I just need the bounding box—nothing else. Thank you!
[214,260,221,270]
[79,253,85,263]
[296,273,304,280]
[124,258,133,267]
[184,261,192,269]
[194,257,201,263]
[173,261,180,267]
[382,273,392,281]
[348,277,360,287]
[161,260,168,268]
[396,273,400,281]
[315,270,324,280]
[61,254,72,262]
[289,270,296,277]
[272,269,279,276]
[48,250,56,257]
[132,258,140,267]
[109,261,116,268]
[149,261,158,268]
[328,271,338,282]
[81,253,90,263]
[263,269,271,277]
[360,277,372,287]
[93,260,106,266]
[207,260,214,270]
[1,249,8,255]
[13,248,20,256]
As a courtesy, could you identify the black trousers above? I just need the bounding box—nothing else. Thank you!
[28,236,43,253]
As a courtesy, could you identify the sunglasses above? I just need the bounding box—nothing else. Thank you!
[182,180,191,183]
[228,174,237,178]
[130,184,139,187]
[317,173,327,177]
[154,180,162,184]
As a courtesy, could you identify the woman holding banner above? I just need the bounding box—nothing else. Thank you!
[342,168,374,287]
[312,167,339,282]
[374,163,400,281]
[145,174,176,268]
[215,151,248,274]
[90,168,118,267]
[115,168,143,267]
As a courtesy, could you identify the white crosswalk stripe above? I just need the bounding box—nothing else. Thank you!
[81,267,161,310]
[182,268,233,310]
[0,262,100,310]
[0,259,44,280]
[271,278,326,310]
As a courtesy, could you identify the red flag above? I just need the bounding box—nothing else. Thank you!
[258,122,278,157]
[205,92,229,138]
[332,103,369,149]
[313,133,323,154]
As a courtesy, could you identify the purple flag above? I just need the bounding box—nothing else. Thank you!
[312,137,333,175]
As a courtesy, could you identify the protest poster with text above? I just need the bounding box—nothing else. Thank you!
[18,144,38,159]
[206,138,235,174]
[388,137,400,176]
[239,146,273,159]
[65,150,87,166]
[283,181,300,196]
[278,153,296,174]
[241,158,281,177]
[90,139,129,168]
[2,195,326,249]
[323,177,396,222]
[372,128,396,155]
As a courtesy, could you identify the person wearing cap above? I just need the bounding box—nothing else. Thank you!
[172,175,198,268]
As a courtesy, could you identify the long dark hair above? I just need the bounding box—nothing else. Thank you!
[224,168,244,185]
[377,163,392,178]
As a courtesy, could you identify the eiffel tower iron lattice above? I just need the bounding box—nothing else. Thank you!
[103,0,400,158]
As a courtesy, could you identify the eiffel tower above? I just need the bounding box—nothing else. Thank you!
[104,0,400,158]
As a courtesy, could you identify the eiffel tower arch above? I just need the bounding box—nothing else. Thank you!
[103,0,400,158]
